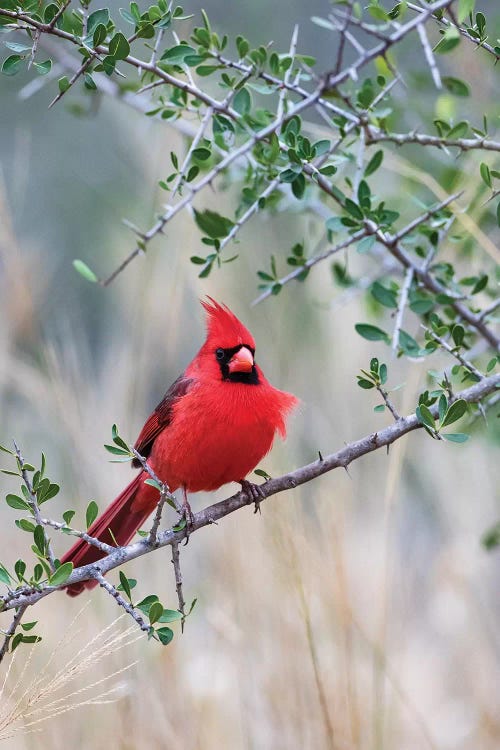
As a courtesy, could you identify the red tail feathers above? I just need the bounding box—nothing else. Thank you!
[61,472,153,596]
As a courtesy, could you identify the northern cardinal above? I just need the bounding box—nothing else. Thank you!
[61,298,297,596]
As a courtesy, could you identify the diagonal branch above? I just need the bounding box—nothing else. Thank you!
[1,372,498,614]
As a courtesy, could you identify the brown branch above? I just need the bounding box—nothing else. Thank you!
[0,605,28,663]
[366,129,500,153]
[171,543,186,630]
[1,372,498,614]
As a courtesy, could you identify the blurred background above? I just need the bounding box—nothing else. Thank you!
[1,0,499,748]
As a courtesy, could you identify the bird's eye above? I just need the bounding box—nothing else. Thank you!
[215,348,225,361]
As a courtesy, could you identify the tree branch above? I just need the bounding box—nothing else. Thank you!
[1,372,498,614]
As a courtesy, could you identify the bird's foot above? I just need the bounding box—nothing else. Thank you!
[178,491,194,544]
[239,480,265,514]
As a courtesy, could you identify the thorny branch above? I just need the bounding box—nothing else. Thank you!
[1,373,498,617]
[1,0,461,287]
[171,543,186,630]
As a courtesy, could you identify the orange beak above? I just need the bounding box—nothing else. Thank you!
[228,347,254,374]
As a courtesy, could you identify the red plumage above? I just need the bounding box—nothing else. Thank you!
[61,298,297,596]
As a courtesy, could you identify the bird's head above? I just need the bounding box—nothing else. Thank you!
[195,297,259,384]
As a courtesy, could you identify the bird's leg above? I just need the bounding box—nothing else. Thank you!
[239,479,265,515]
[179,486,194,543]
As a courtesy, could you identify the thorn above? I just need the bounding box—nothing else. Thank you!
[343,464,351,478]
[318,450,324,462]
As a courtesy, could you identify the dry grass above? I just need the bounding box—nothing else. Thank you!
[0,608,141,742]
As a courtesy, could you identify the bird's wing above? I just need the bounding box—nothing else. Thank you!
[132,375,194,467]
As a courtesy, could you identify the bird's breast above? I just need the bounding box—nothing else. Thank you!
[149,381,279,492]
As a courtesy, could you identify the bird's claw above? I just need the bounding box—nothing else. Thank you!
[178,497,194,545]
[239,480,265,514]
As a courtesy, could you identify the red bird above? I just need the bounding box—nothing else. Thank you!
[61,298,297,596]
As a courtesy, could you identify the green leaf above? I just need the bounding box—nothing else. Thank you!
[440,398,468,428]
[84,73,97,90]
[156,626,174,645]
[447,121,469,139]
[104,444,130,456]
[416,404,435,431]
[354,323,390,343]
[119,571,131,599]
[434,28,461,54]
[148,601,164,624]
[193,209,234,239]
[93,23,107,47]
[371,282,397,308]
[374,404,385,412]
[158,609,183,622]
[344,199,364,220]
[49,561,73,586]
[73,259,98,283]
[192,147,211,161]
[119,8,136,24]
[398,330,421,357]
[32,59,52,76]
[254,468,271,480]
[233,87,251,115]
[62,510,75,525]
[442,433,469,443]
[458,0,475,23]
[357,378,375,389]
[109,32,130,60]
[33,525,46,556]
[442,77,470,97]
[472,274,488,294]
[136,595,159,615]
[0,564,11,585]
[161,44,196,64]
[438,393,448,423]
[58,76,70,93]
[480,162,491,189]
[86,500,98,529]
[291,173,306,200]
[4,42,31,53]
[6,494,30,511]
[16,519,36,532]
[481,521,500,550]
[21,621,38,631]
[15,559,26,581]
[87,8,110,36]
[38,483,59,503]
[364,149,383,177]
[1,54,23,76]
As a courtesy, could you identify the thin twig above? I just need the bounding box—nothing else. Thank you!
[253,229,368,305]
[13,441,56,572]
[392,267,414,353]
[366,129,500,153]
[377,386,401,421]
[94,573,150,634]
[416,23,442,89]
[277,24,299,121]
[478,298,500,322]
[40,517,114,555]
[422,326,485,380]
[171,543,186,630]
[0,606,28,664]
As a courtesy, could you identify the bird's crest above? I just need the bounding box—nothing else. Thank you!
[201,297,256,349]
